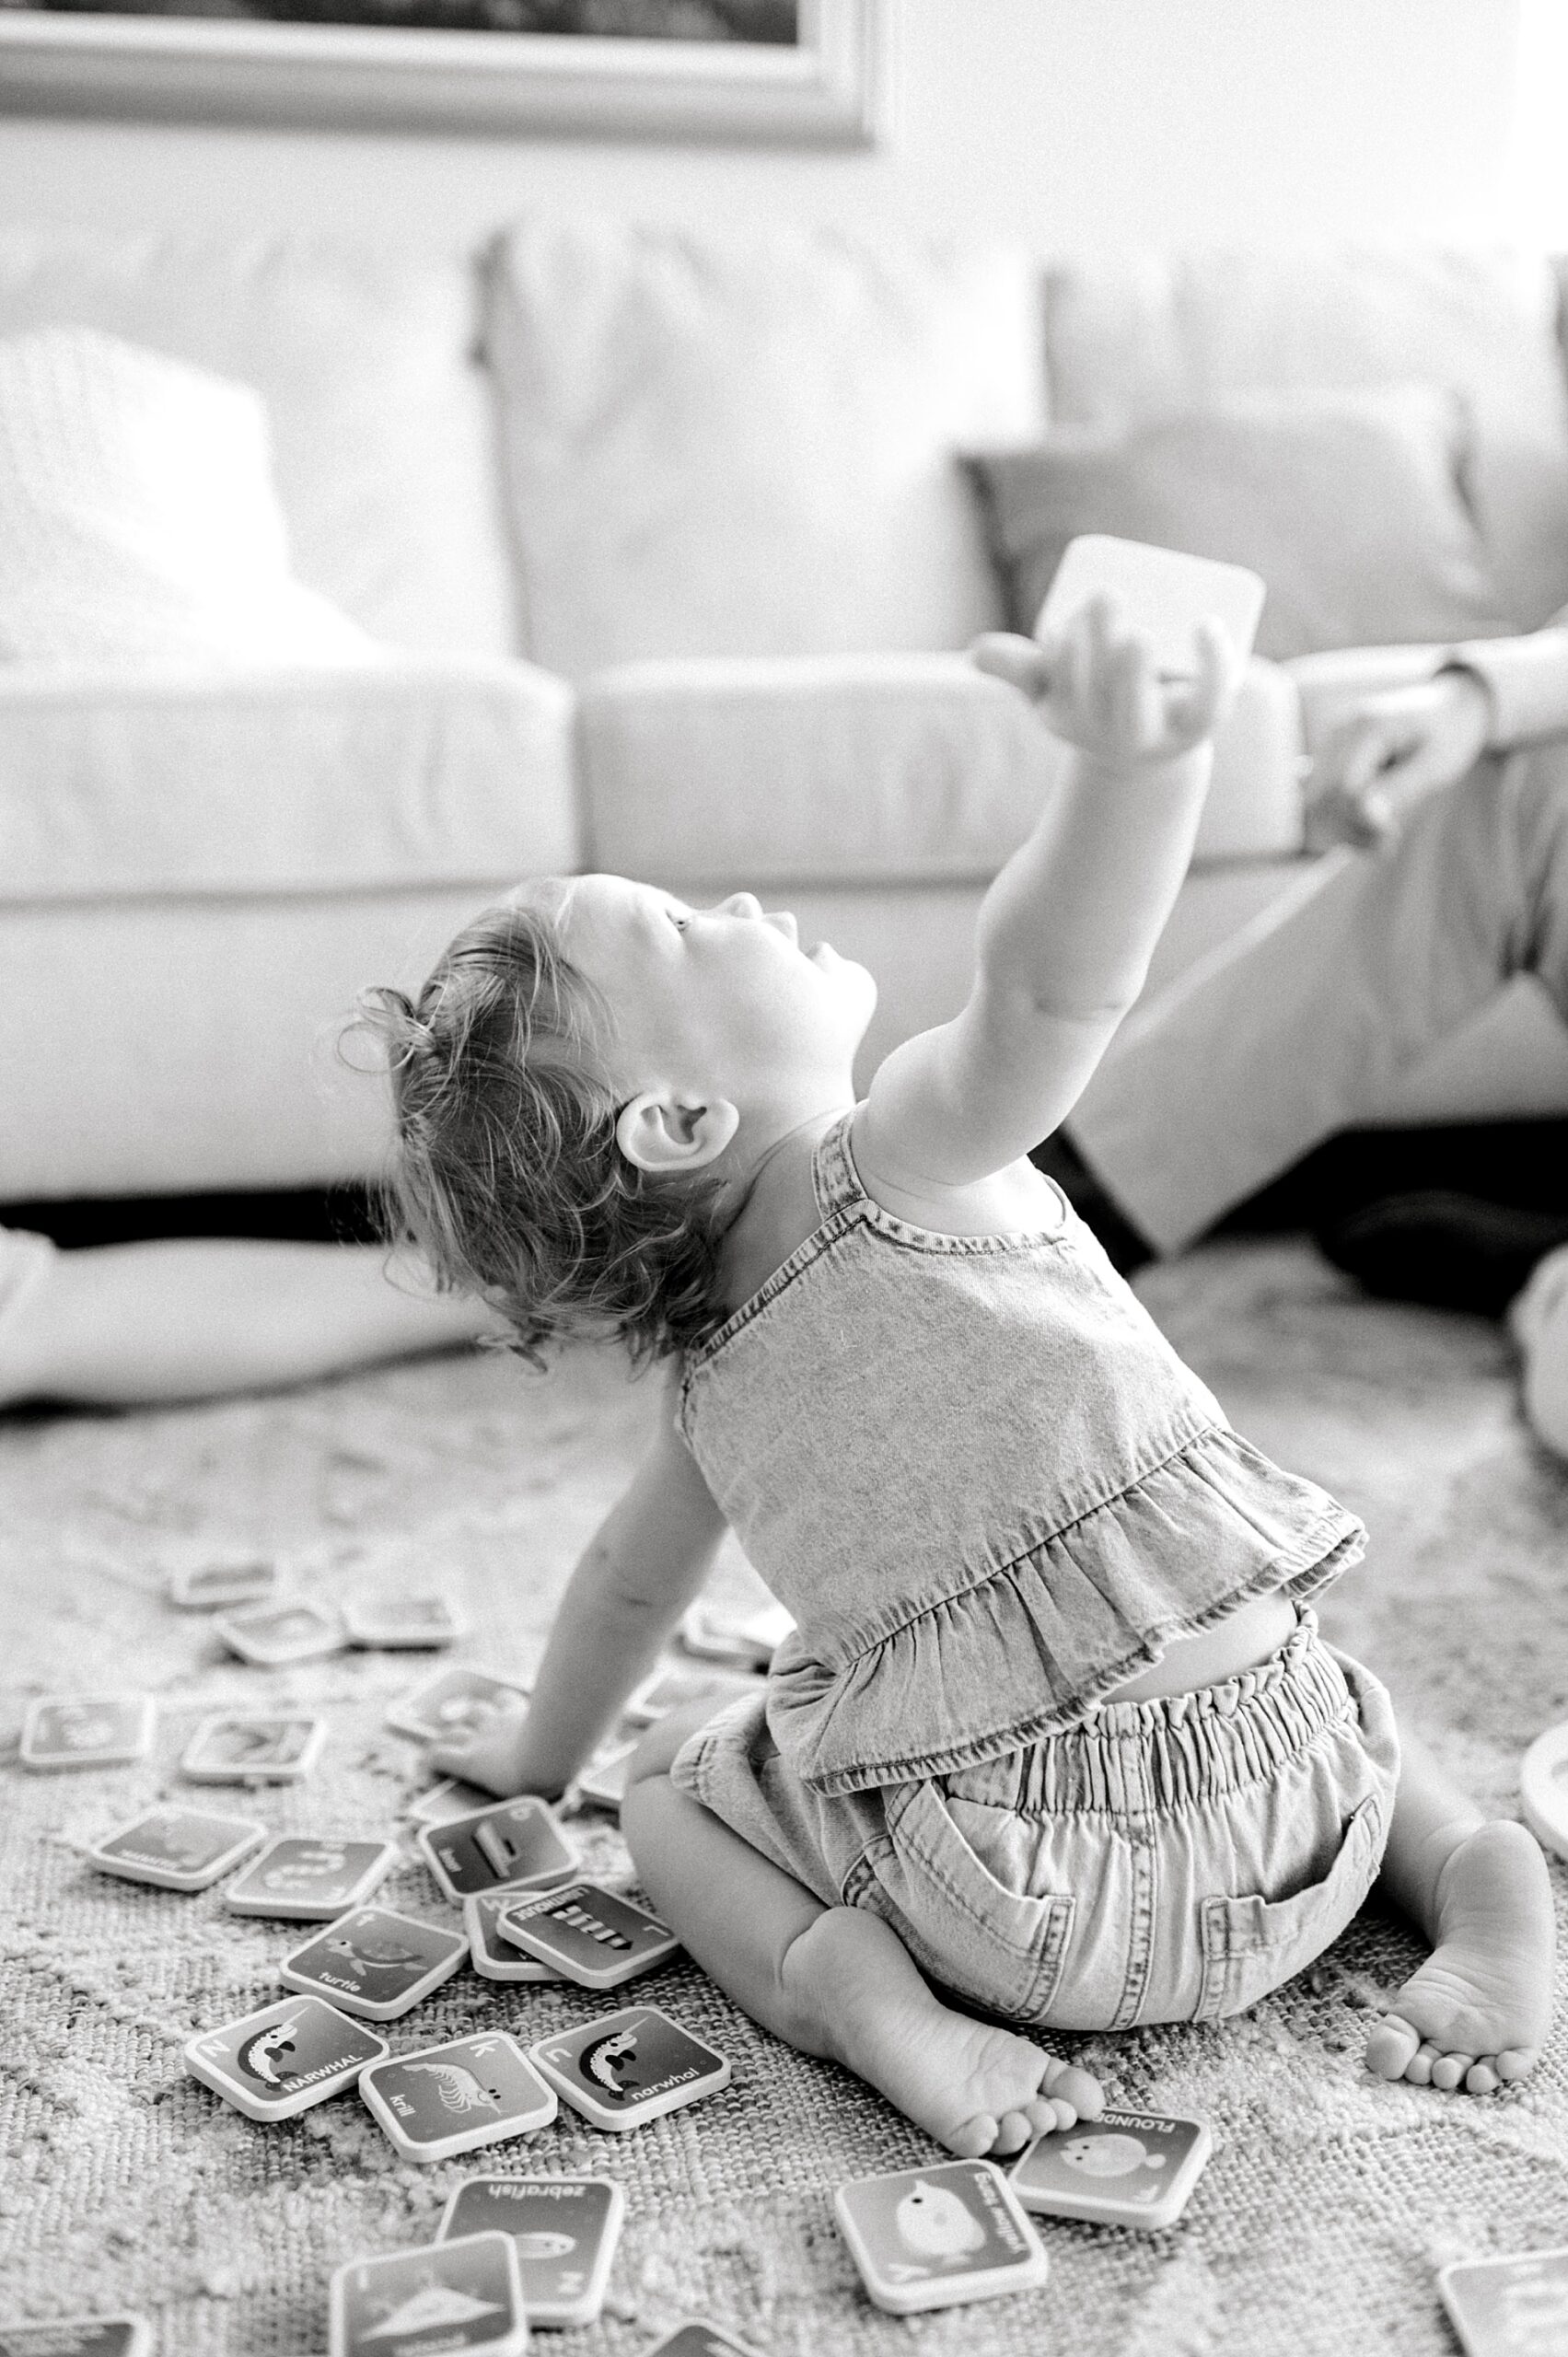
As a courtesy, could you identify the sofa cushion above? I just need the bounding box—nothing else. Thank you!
[0,884,503,1198]
[0,657,576,902]
[485,222,1046,677]
[0,328,378,668]
[968,384,1511,661]
[577,652,1303,890]
[1043,245,1568,633]
[0,234,518,658]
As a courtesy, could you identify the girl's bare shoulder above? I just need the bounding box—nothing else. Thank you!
[850,1111,1064,1239]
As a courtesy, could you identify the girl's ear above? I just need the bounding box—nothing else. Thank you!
[616,1090,740,1176]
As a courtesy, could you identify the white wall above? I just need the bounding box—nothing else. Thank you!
[0,0,1531,258]
[1504,0,1568,247]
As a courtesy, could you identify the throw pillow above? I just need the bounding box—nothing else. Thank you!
[966,383,1513,662]
[0,325,379,667]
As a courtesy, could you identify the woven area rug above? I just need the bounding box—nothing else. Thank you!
[2,1236,1565,2357]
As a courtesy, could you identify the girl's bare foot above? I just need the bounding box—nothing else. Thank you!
[781,1905,1103,2157]
[1365,1821,1555,2095]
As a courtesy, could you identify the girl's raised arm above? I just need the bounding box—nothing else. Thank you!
[857,600,1239,1198]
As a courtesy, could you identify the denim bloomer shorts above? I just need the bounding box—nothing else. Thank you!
[668,1608,1400,2030]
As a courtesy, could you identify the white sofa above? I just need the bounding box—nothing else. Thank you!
[6,226,1568,1205]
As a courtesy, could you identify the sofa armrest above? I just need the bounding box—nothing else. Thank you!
[579,651,1305,890]
[0,655,578,902]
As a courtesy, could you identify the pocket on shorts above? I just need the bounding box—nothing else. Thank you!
[1195,1791,1387,2022]
[852,1779,1076,2021]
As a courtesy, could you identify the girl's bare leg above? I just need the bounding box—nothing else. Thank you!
[1365,1729,1555,2094]
[620,1705,1103,2158]
[0,1240,495,1409]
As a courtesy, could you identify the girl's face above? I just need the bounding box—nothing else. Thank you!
[519,873,877,1117]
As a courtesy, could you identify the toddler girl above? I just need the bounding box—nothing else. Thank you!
[365,598,1554,2155]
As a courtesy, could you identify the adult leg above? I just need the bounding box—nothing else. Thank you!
[1071,746,1568,1255]
[1310,1129,1568,1316]
[1509,1242,1568,1456]
[1364,1727,1554,2094]
[620,1704,1103,2157]
[0,1238,495,1408]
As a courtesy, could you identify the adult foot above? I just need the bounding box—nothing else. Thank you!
[782,1906,1104,2156]
[1318,1191,1568,1318]
[1364,1821,1555,2094]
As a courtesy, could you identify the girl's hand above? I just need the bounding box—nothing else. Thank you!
[973,596,1241,768]
[1305,670,1492,850]
[428,1698,545,1801]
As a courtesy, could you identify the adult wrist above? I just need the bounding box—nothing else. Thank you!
[1434,660,1496,746]
[1440,626,1568,752]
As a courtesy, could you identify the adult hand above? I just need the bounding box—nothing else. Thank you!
[1306,669,1493,851]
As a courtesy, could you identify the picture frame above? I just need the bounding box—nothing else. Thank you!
[0,0,885,144]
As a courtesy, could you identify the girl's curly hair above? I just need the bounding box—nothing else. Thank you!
[357,896,729,1367]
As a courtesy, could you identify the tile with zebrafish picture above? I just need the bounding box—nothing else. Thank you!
[436,2175,624,2327]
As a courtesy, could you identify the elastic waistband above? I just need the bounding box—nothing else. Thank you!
[977,1611,1354,1817]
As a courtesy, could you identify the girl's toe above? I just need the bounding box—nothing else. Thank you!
[993,2107,1034,2154]
[1495,2048,1537,2082]
[1044,2059,1104,2119]
[1019,2096,1066,2142]
[949,2114,996,2159]
[1430,2052,1473,2092]
[1464,2060,1500,2095]
[1405,2042,1439,2086]
[1365,2014,1420,2079]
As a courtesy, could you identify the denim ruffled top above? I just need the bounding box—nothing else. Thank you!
[677,1110,1366,1798]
